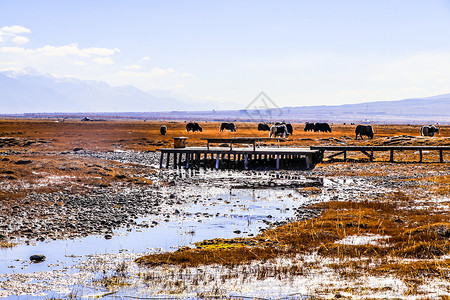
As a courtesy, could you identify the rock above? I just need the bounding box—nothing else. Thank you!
[73,147,84,152]
[14,160,32,165]
[233,230,241,234]
[104,234,113,240]
[30,254,46,263]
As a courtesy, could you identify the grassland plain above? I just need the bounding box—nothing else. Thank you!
[0,119,449,298]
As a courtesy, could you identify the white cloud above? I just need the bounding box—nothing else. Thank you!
[74,61,88,66]
[150,67,171,76]
[1,25,31,34]
[12,36,29,45]
[124,64,141,70]
[0,25,195,95]
[0,25,31,45]
[93,57,114,65]
[35,43,118,57]
[180,72,195,77]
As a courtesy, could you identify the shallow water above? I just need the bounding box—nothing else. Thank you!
[0,186,310,298]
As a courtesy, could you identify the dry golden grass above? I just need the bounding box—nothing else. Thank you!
[0,154,153,202]
[0,241,15,248]
[1,119,448,152]
[137,194,450,281]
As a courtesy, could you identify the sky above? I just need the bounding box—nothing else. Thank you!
[1,0,450,110]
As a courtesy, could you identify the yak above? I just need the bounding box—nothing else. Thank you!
[355,124,374,139]
[275,122,293,135]
[270,124,289,138]
[160,125,167,135]
[420,125,440,137]
[220,122,237,132]
[186,122,203,132]
[258,123,270,131]
[304,122,315,132]
[314,123,332,133]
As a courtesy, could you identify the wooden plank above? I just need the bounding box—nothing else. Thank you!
[327,151,345,159]
[360,150,372,159]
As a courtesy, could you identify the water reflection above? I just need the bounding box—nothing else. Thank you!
[0,187,307,278]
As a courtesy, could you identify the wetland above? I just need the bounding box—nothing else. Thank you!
[0,119,449,298]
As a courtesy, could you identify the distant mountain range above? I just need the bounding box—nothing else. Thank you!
[0,69,232,113]
[0,69,449,124]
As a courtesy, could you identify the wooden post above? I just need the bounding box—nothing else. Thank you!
[159,152,164,169]
[166,153,170,168]
[173,153,178,168]
[343,151,347,162]
[215,153,220,169]
[186,153,190,168]
[305,154,310,169]
[178,152,183,167]
[276,155,280,169]
[419,149,423,163]
[389,149,394,162]
[370,150,373,162]
[244,154,248,170]
[440,149,443,163]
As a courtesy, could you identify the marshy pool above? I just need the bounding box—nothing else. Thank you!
[0,185,316,298]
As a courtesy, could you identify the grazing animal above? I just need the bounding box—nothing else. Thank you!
[420,125,440,137]
[285,123,293,135]
[304,122,315,132]
[258,123,270,131]
[160,125,167,135]
[186,122,203,132]
[355,124,374,139]
[220,122,236,132]
[269,124,289,138]
[314,123,332,133]
[274,122,293,135]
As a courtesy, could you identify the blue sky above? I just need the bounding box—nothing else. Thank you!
[1,0,450,109]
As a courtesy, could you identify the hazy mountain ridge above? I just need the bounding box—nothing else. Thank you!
[0,70,448,123]
[0,71,226,113]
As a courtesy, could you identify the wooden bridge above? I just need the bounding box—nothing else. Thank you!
[158,138,449,170]
[158,137,322,170]
[310,145,450,163]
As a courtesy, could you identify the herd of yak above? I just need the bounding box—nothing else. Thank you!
[159,122,441,140]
